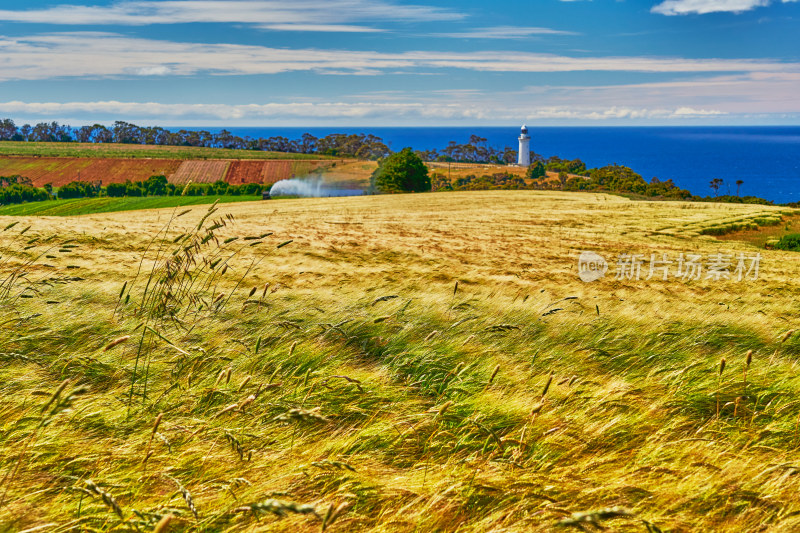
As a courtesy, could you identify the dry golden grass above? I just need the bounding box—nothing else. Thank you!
[1,191,800,532]
[425,162,580,185]
[315,160,377,189]
[313,160,565,190]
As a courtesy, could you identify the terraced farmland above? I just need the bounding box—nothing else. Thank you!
[1,154,341,187]
[168,160,232,184]
[0,157,183,186]
[0,141,329,160]
[226,160,332,184]
[0,157,93,186]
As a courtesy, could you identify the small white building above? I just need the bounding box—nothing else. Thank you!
[517,125,530,167]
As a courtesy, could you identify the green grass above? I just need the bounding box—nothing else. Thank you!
[0,195,261,216]
[0,141,335,160]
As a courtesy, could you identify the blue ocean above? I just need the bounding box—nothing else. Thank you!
[223,127,800,203]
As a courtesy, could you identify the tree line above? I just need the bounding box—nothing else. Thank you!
[0,118,538,164]
[0,119,393,159]
[559,165,768,204]
[415,135,519,164]
[0,174,264,205]
[0,176,50,205]
[429,161,771,204]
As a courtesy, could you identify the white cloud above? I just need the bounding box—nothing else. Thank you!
[131,66,173,76]
[0,100,480,120]
[529,72,800,113]
[259,24,383,33]
[523,106,725,120]
[0,33,798,81]
[673,107,725,115]
[433,26,578,39]
[0,99,730,122]
[652,0,798,15]
[0,0,462,32]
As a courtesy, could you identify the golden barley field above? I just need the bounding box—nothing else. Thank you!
[2,191,800,532]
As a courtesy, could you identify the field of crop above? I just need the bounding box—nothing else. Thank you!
[79,160,184,188]
[226,160,334,185]
[0,157,184,187]
[426,161,581,185]
[169,160,232,184]
[0,195,260,217]
[316,160,376,189]
[1,191,800,532]
[0,157,94,185]
[1,155,340,187]
[0,142,329,161]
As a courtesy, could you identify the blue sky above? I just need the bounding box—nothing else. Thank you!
[0,0,798,126]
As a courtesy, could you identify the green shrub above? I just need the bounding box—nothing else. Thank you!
[125,184,144,197]
[57,180,99,199]
[774,233,800,251]
[106,182,127,197]
[0,183,49,204]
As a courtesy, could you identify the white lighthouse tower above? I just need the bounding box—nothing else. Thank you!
[517,125,530,167]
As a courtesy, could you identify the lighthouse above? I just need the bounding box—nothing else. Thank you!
[518,125,530,167]
[517,124,531,167]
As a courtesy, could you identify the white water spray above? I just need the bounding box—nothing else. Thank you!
[269,177,363,198]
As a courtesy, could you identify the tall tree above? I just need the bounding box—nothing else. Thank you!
[371,147,430,193]
[710,178,723,196]
[0,119,18,141]
[112,121,142,144]
[526,161,546,180]
[300,133,318,154]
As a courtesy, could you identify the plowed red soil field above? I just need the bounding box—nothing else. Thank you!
[1,156,342,187]
[0,157,182,187]
[169,160,231,184]
[225,160,330,185]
